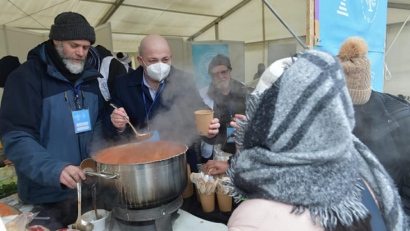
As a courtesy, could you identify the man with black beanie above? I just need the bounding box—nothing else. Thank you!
[0,12,105,229]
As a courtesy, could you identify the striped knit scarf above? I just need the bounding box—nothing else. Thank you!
[227,50,407,231]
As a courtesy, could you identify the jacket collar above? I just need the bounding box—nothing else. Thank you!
[128,66,144,87]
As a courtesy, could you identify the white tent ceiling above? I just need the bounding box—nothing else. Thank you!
[1,0,410,52]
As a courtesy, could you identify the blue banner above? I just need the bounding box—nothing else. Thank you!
[192,44,229,89]
[315,0,387,92]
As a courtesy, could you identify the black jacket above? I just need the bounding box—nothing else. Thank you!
[207,79,249,154]
[0,42,105,203]
[353,91,410,215]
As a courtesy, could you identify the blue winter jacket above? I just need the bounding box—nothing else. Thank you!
[0,42,105,204]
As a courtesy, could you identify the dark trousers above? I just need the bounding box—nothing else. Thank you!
[30,192,93,230]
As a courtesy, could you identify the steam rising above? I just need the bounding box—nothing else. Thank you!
[147,74,209,147]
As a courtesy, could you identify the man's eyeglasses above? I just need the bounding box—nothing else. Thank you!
[210,69,230,77]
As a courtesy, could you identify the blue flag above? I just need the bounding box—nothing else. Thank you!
[315,0,387,92]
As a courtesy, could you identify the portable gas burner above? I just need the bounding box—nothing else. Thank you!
[109,196,183,231]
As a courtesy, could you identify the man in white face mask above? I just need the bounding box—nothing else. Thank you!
[107,34,220,173]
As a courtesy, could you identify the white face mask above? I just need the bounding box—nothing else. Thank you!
[142,60,171,82]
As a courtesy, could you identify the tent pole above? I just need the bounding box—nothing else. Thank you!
[306,0,315,49]
[262,0,308,50]
[215,23,219,40]
[262,0,266,64]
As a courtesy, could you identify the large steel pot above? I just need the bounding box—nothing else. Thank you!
[87,141,187,209]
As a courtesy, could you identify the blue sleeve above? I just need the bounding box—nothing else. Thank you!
[0,64,70,188]
[2,131,71,188]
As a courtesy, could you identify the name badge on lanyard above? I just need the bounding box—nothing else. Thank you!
[65,83,92,134]
[72,109,92,133]
[226,124,235,143]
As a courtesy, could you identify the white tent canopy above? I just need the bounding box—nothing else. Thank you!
[0,0,410,92]
[1,0,409,51]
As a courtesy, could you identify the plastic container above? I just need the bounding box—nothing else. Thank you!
[216,193,232,212]
[81,209,109,231]
[199,192,215,212]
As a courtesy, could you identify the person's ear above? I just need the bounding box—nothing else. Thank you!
[137,56,144,67]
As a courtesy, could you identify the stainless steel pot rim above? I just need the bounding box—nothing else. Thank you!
[92,141,188,166]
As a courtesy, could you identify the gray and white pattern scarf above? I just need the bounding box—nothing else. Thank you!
[227,50,407,231]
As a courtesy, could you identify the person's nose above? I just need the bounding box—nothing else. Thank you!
[76,47,85,57]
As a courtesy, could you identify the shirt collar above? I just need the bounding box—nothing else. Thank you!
[143,74,156,93]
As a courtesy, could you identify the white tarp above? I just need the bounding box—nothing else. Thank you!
[0,0,409,88]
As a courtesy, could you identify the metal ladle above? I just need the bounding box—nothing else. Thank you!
[110,104,154,140]
[72,182,94,231]
[92,183,102,221]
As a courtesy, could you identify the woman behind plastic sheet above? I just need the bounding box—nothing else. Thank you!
[226,50,407,231]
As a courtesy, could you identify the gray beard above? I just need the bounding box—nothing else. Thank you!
[215,80,230,91]
[56,42,85,74]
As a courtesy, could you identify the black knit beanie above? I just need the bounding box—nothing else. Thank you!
[208,54,232,73]
[49,12,96,44]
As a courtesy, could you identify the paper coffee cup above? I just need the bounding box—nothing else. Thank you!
[199,192,215,212]
[217,193,232,212]
[194,110,214,136]
[80,158,96,173]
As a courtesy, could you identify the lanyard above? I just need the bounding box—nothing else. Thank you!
[227,91,233,119]
[66,83,83,110]
[141,79,166,125]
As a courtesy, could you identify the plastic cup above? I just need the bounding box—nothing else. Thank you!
[194,110,214,136]
[199,192,215,212]
[217,193,232,212]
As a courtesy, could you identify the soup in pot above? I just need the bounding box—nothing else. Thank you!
[93,141,187,164]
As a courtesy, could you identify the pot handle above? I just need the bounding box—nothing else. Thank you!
[85,171,119,180]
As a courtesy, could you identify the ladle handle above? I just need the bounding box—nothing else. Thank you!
[110,103,140,136]
[85,171,119,180]
[76,182,81,222]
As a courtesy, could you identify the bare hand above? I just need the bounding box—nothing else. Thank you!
[60,165,86,189]
[110,107,128,131]
[206,118,220,138]
[4,159,14,166]
[230,114,247,129]
[203,160,229,176]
